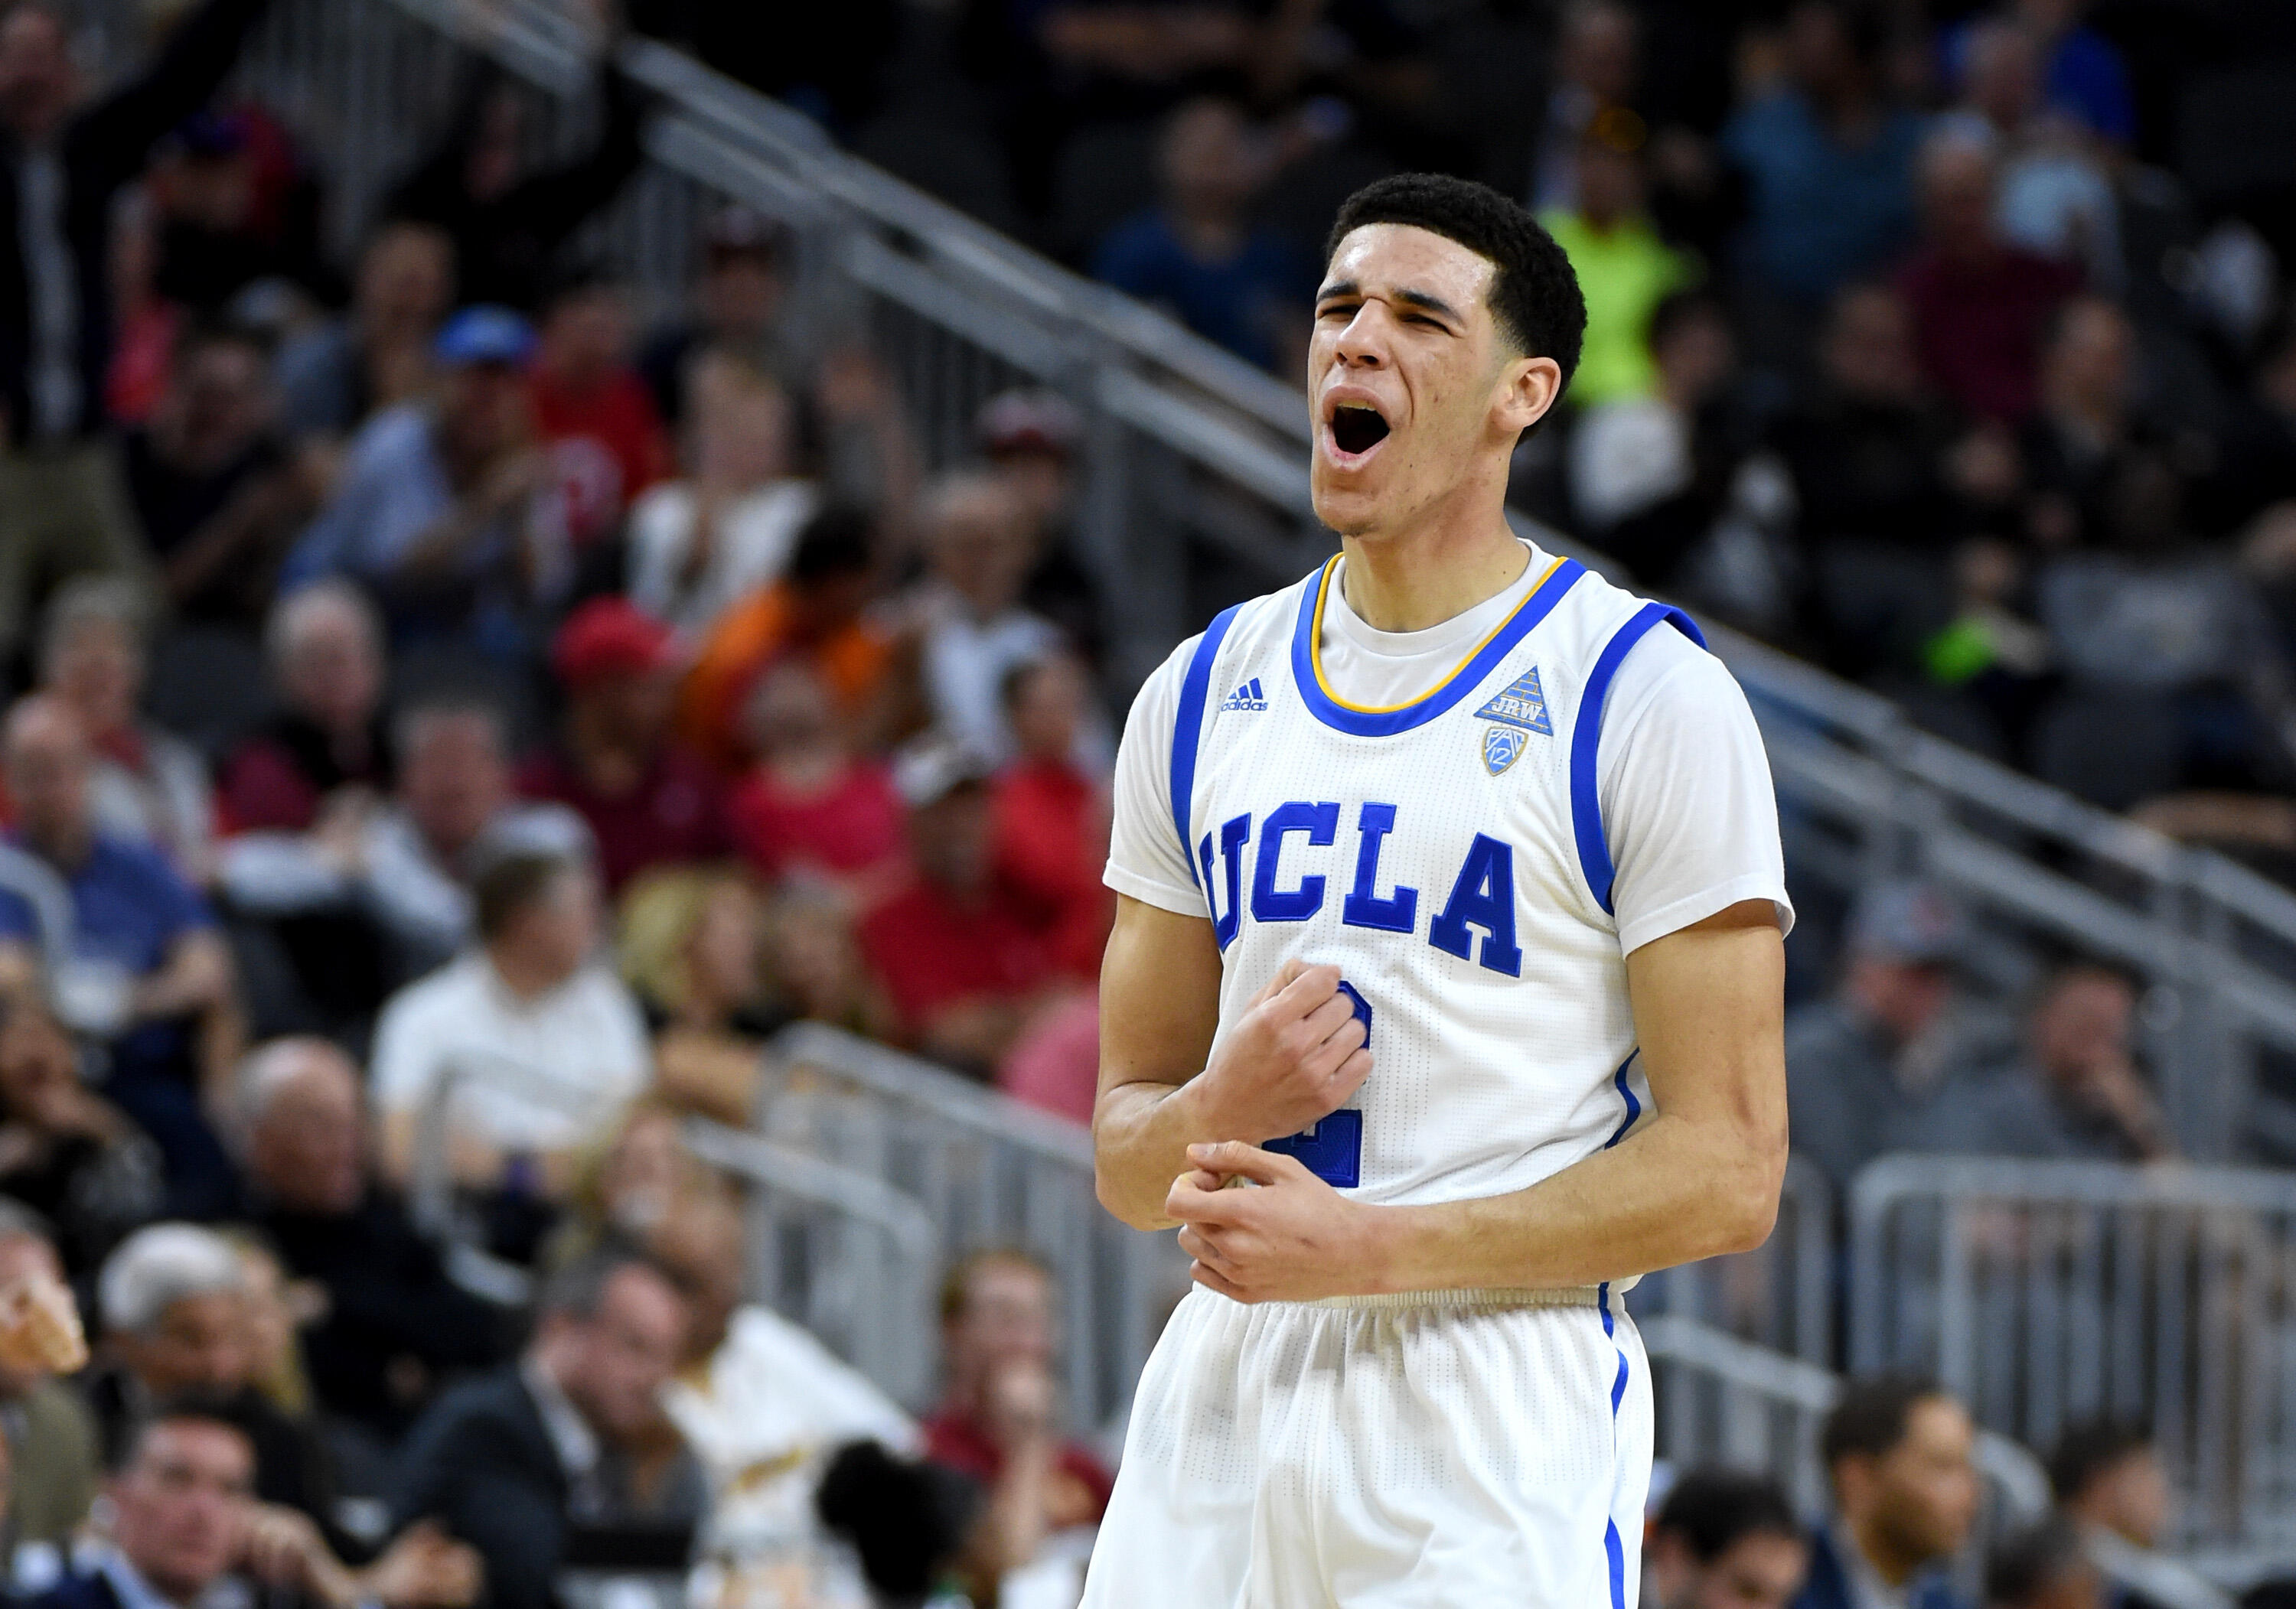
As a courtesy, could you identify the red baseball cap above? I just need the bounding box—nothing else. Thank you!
[550,598,676,689]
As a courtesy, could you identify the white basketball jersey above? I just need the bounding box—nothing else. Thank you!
[1163,552,1701,1212]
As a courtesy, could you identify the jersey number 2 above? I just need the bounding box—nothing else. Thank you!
[1264,981,1370,1188]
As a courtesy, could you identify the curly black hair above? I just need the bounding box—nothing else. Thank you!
[1325,173,1587,389]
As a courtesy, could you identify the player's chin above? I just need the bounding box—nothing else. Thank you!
[1309,464,1389,531]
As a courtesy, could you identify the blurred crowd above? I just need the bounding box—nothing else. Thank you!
[641,0,2296,853]
[0,0,2288,1604]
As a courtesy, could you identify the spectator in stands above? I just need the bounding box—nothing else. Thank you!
[1985,1516,2107,1609]
[1938,19,2118,291]
[528,269,672,551]
[519,599,732,895]
[1720,0,1926,313]
[768,888,895,1041]
[220,698,590,1024]
[618,872,781,1125]
[2019,295,2146,552]
[1795,1375,1978,1609]
[394,1246,703,1609]
[1569,290,1766,598]
[145,108,333,314]
[2030,446,2291,808]
[33,1399,479,1609]
[1530,1,1640,214]
[1771,283,2013,677]
[1920,961,2171,1163]
[370,851,650,1214]
[860,743,1058,1072]
[992,654,1111,981]
[1943,0,2135,152]
[0,1202,103,1553]
[915,472,1068,767]
[627,354,816,640]
[0,0,274,671]
[275,220,455,445]
[285,307,569,650]
[978,389,1102,663]
[680,506,906,772]
[726,660,906,897]
[220,583,393,835]
[1091,97,1314,374]
[37,578,215,880]
[122,320,314,633]
[1646,1467,1810,1609]
[638,206,797,427]
[87,1224,336,1526]
[924,1249,1111,1573]
[2211,317,2296,541]
[236,1037,504,1438]
[384,60,646,313]
[1785,881,1972,1195]
[651,1192,918,1550]
[2049,1420,2229,1609]
[0,1002,162,1275]
[1896,128,2080,424]
[0,697,240,1220]
[1539,121,1691,410]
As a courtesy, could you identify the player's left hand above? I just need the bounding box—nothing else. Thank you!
[1166,1141,1384,1304]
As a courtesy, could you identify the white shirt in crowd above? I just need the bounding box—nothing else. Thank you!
[664,1304,919,1544]
[369,951,651,1155]
[625,478,820,639]
[1107,542,1792,959]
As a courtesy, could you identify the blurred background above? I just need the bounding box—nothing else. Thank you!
[1,0,2294,1605]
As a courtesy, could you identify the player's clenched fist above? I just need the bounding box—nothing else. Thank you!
[1188,960,1371,1144]
[1166,1141,1386,1304]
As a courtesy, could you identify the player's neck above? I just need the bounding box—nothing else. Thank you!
[1338,517,1529,634]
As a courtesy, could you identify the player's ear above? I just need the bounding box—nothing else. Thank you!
[1493,353,1562,440]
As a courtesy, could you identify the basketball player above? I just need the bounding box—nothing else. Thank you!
[1081,174,1792,1605]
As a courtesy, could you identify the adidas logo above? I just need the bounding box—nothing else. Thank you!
[1219,678,1270,712]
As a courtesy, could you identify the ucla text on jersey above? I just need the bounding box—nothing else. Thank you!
[1163,552,1701,1217]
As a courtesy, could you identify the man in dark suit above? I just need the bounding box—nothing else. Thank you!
[394,1246,703,1609]
[1794,1375,1980,1609]
[21,1402,360,1609]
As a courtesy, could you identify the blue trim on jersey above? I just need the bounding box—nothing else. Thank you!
[1287,557,1586,736]
[1568,602,1708,914]
[1600,1052,1641,1609]
[1603,1051,1643,1149]
[1169,604,1244,888]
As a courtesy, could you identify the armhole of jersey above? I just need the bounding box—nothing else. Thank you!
[1569,602,1709,915]
[1169,604,1244,889]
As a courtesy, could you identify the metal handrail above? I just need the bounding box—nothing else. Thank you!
[768,1021,1095,1168]
[680,1116,940,1262]
[1642,1314,2055,1522]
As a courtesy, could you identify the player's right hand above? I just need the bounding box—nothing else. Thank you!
[1191,960,1371,1143]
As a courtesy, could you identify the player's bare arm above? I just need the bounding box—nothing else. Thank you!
[1167,898,1786,1301]
[1093,894,1371,1230]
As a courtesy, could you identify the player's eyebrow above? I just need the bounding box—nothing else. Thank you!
[1391,287,1463,324]
[1314,279,1360,305]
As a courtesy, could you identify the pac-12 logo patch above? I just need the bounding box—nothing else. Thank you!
[1482,724,1527,775]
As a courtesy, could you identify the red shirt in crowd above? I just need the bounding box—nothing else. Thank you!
[856,875,1051,1041]
[726,761,905,884]
[1896,246,2081,422]
[517,744,731,894]
[990,758,1112,982]
[529,367,672,544]
[921,1409,1113,1528]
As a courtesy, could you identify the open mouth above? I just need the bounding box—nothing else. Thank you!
[1329,402,1391,457]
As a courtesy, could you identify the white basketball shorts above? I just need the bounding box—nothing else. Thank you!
[1078,1284,1653,1607]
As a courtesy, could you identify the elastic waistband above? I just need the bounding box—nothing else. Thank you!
[1305,1285,1605,1312]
